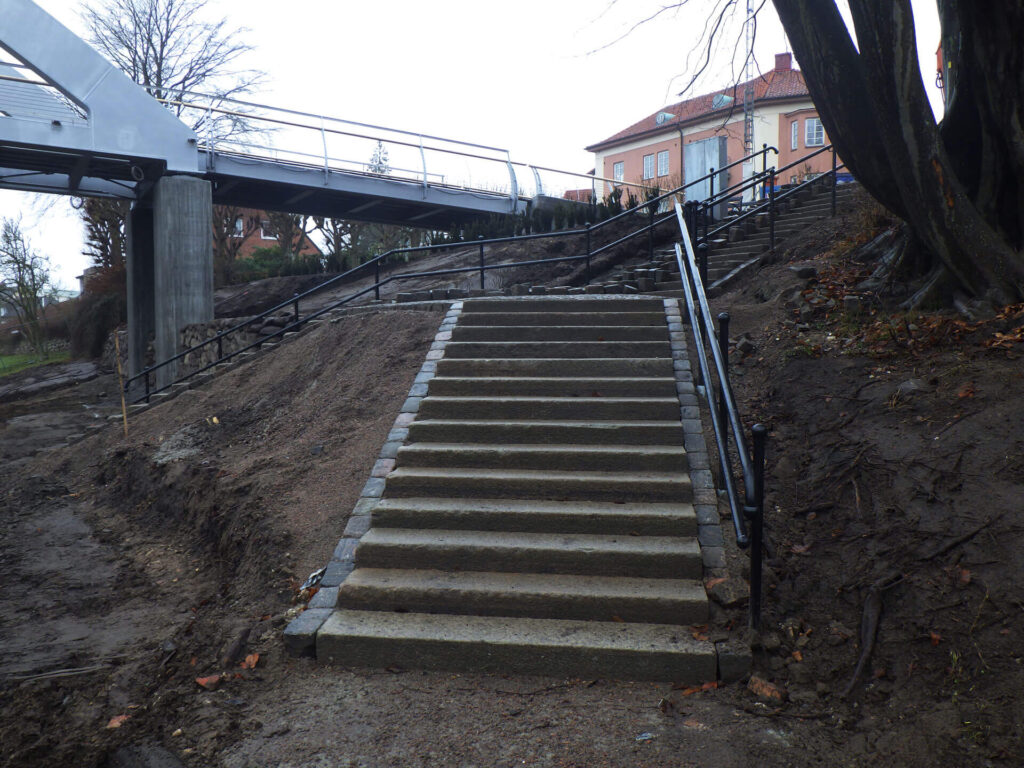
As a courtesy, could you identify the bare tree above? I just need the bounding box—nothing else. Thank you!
[75,0,265,294]
[211,206,259,286]
[81,0,265,141]
[0,218,54,357]
[264,211,312,262]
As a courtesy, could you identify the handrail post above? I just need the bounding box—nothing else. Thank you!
[697,243,709,289]
[293,292,300,323]
[216,335,223,361]
[768,169,777,254]
[585,223,592,279]
[648,200,655,260]
[708,166,716,224]
[761,143,768,177]
[749,423,768,630]
[831,147,838,216]
[374,257,381,301]
[144,371,150,403]
[478,235,486,290]
[717,312,730,478]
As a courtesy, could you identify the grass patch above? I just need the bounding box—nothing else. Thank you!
[0,351,70,379]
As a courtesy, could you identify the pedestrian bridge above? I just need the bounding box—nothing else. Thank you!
[0,0,597,228]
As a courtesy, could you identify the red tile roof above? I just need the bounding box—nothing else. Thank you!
[586,66,811,152]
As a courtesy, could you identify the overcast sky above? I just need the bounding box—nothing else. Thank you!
[1,0,941,290]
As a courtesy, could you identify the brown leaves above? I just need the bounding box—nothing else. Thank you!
[672,680,719,696]
[929,631,942,647]
[195,674,223,690]
[106,714,131,729]
[239,653,259,670]
[747,675,786,702]
[957,383,977,399]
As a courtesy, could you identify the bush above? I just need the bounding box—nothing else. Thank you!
[70,292,126,359]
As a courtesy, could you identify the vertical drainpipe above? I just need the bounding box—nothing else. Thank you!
[677,126,685,198]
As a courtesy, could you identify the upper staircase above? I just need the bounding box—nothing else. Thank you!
[315,296,716,682]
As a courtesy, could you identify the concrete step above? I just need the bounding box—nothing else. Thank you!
[442,340,672,359]
[336,568,708,624]
[354,528,701,578]
[450,325,668,342]
[434,357,673,378]
[383,466,692,502]
[370,497,697,536]
[416,395,681,421]
[317,610,716,682]
[655,280,684,292]
[462,298,664,313]
[395,442,688,473]
[458,312,668,327]
[407,419,684,445]
[426,376,678,397]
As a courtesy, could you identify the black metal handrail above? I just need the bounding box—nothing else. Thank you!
[688,144,847,269]
[674,201,768,629]
[125,145,783,401]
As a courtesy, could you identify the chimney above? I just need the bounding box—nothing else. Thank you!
[775,52,792,71]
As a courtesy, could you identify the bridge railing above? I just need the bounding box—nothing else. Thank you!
[151,90,665,204]
[123,144,781,402]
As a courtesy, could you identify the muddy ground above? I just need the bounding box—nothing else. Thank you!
[1,202,1022,766]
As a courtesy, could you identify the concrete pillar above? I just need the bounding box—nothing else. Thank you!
[153,175,214,388]
[126,198,155,387]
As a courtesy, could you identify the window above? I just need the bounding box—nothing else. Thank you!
[231,216,244,238]
[642,154,655,180]
[613,161,624,182]
[657,150,670,177]
[260,220,276,240]
[791,120,799,150]
[805,117,824,147]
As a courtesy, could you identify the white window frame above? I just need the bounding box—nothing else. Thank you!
[260,220,276,241]
[791,120,799,151]
[642,153,655,180]
[612,161,624,182]
[657,150,670,177]
[805,117,825,147]
[231,216,245,238]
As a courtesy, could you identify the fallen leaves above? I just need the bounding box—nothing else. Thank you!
[105,714,131,729]
[929,631,942,647]
[195,674,224,690]
[239,653,259,670]
[747,675,786,702]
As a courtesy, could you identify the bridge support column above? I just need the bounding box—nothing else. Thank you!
[126,175,213,393]
[153,175,213,389]
[126,199,155,393]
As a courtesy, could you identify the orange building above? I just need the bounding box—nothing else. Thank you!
[586,53,837,201]
[224,208,322,260]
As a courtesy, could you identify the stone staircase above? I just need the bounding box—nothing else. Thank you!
[312,296,718,682]
[604,182,861,294]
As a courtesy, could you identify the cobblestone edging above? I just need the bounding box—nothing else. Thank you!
[664,297,752,681]
[283,302,463,656]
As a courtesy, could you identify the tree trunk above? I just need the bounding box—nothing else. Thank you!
[772,0,1024,304]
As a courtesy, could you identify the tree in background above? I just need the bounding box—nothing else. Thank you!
[75,0,265,283]
[366,141,390,175]
[211,206,259,286]
[263,211,312,262]
[81,0,264,142]
[0,218,54,357]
